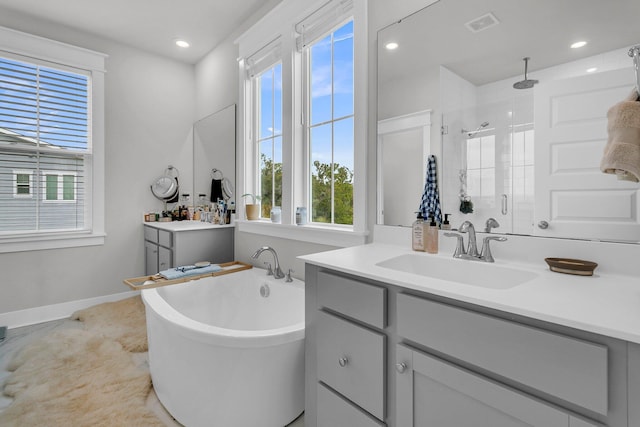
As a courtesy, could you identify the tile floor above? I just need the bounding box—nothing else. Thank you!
[0,319,305,427]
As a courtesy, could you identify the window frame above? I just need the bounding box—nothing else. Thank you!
[253,61,283,219]
[41,171,77,203]
[236,0,368,246]
[13,169,33,198]
[0,25,106,253]
[302,19,355,226]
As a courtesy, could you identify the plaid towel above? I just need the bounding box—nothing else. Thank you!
[419,155,442,225]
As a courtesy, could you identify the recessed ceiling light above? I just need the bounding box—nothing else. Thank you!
[385,42,399,50]
[570,41,587,49]
[586,67,598,73]
[175,40,190,48]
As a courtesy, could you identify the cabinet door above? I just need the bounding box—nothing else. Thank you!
[396,345,569,427]
[158,246,172,271]
[145,241,158,275]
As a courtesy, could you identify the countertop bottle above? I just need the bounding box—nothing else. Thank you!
[412,213,425,251]
[425,216,439,254]
[441,213,451,230]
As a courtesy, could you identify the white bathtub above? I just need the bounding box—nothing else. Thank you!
[141,267,305,427]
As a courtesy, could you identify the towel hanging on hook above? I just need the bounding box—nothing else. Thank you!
[600,47,640,182]
[630,45,640,100]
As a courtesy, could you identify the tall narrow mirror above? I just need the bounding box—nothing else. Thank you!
[193,104,236,206]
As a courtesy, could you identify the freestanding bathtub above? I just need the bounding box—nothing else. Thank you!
[141,267,305,427]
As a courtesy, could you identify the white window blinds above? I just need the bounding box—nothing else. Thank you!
[245,37,282,79]
[295,0,353,51]
[0,55,90,233]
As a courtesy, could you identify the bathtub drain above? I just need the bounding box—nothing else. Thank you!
[260,284,270,298]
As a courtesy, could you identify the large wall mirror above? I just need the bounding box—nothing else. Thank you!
[377,0,640,243]
[193,104,236,206]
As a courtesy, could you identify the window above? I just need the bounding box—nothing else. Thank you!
[238,0,367,245]
[306,20,354,225]
[0,25,105,252]
[256,63,283,218]
[466,134,496,203]
[42,171,77,202]
[13,170,32,198]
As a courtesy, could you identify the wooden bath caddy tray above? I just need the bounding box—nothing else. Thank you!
[123,261,253,290]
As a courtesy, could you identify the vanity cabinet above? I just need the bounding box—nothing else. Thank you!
[305,264,633,427]
[143,224,233,275]
[309,270,387,427]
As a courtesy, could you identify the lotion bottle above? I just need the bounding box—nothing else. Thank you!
[412,213,425,251]
[441,213,451,230]
[425,216,439,254]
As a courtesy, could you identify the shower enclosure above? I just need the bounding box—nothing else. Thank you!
[441,94,535,235]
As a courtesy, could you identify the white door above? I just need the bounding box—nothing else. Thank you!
[534,68,640,241]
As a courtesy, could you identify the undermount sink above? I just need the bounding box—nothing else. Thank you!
[375,254,538,289]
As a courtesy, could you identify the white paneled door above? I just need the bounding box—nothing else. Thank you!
[534,68,640,241]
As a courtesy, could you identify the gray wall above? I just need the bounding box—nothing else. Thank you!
[0,0,437,313]
[0,10,195,313]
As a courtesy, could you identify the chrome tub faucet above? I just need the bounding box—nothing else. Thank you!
[251,246,285,279]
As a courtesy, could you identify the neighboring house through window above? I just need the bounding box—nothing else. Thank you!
[0,26,105,252]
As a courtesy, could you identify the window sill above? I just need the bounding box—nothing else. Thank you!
[236,220,368,247]
[0,231,106,254]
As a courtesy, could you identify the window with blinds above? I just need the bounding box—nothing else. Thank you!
[0,55,90,234]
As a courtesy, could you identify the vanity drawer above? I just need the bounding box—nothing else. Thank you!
[317,383,385,427]
[317,271,386,328]
[144,226,158,243]
[316,310,386,420]
[397,293,608,415]
[158,229,172,248]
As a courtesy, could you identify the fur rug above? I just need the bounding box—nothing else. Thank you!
[72,295,148,352]
[0,329,164,426]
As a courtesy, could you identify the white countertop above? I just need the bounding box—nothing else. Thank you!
[300,243,640,344]
[144,221,235,232]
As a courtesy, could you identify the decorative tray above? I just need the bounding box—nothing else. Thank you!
[123,261,252,290]
[544,258,598,276]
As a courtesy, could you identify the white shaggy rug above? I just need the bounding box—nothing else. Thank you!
[0,328,164,426]
[72,295,148,353]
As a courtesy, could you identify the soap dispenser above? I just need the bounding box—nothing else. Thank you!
[425,216,439,254]
[441,213,451,230]
[412,213,425,251]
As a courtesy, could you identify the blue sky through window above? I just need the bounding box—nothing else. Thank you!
[0,57,88,150]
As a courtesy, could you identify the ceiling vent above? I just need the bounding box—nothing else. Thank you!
[465,12,500,33]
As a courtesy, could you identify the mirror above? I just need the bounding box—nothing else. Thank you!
[193,104,236,207]
[377,0,640,243]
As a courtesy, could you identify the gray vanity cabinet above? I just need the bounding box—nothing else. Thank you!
[144,227,173,274]
[143,224,233,275]
[395,344,576,427]
[308,270,388,427]
[305,264,631,427]
[629,343,640,426]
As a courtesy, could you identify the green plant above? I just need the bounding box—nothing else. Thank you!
[241,193,261,204]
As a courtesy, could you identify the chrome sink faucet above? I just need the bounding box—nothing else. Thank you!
[459,221,479,257]
[251,246,285,279]
[444,221,507,262]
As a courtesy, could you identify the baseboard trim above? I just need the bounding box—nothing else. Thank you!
[0,291,139,329]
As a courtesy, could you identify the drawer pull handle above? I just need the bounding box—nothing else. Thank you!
[338,357,349,367]
[396,362,407,373]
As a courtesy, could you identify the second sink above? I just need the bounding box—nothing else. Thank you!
[375,254,538,289]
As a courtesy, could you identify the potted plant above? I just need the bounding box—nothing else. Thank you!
[241,193,261,220]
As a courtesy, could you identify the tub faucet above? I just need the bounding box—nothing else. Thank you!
[251,246,285,279]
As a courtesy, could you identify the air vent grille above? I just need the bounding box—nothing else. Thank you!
[465,12,500,33]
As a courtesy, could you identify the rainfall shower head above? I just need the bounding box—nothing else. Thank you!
[513,57,538,89]
[461,121,490,137]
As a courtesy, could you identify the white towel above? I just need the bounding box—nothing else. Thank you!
[600,89,640,182]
